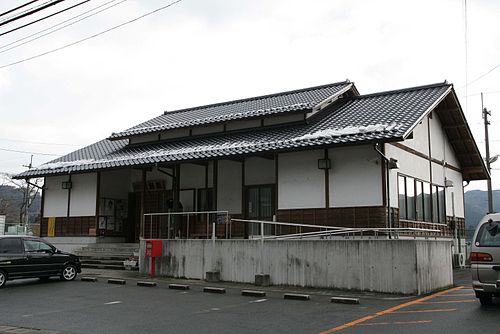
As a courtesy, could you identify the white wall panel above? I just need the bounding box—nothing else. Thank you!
[329,145,383,207]
[278,150,324,209]
[69,173,97,217]
[43,176,70,217]
[402,119,429,154]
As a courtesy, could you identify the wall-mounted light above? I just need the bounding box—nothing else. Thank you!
[62,181,72,189]
[318,158,331,170]
[445,179,454,188]
[388,158,399,170]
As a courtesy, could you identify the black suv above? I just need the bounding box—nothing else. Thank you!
[0,235,81,288]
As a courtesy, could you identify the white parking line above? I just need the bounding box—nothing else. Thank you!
[250,299,268,303]
[104,301,122,305]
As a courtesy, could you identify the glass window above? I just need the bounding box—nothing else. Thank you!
[0,238,24,254]
[406,178,415,220]
[432,186,439,223]
[197,188,214,211]
[416,181,424,221]
[475,220,500,247]
[423,182,432,222]
[438,186,446,223]
[24,239,53,253]
[398,176,406,219]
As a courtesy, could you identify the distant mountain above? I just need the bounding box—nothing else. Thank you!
[0,185,41,225]
[464,189,500,230]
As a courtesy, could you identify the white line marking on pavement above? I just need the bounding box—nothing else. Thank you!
[104,301,122,305]
[250,299,267,303]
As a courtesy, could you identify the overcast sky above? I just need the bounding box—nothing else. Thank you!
[0,0,499,191]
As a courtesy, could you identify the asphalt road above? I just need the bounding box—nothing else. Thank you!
[0,270,498,334]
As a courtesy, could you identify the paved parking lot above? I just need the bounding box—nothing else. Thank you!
[0,269,498,334]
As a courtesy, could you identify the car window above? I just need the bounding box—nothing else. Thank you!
[23,239,53,252]
[475,220,500,247]
[0,238,24,254]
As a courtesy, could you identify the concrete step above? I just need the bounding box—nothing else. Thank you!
[81,259,125,266]
[76,248,139,253]
[75,252,137,259]
[82,263,127,270]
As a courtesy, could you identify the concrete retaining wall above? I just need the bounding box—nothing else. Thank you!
[139,239,453,295]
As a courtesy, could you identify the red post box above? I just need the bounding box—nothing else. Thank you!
[145,240,162,257]
[145,240,163,277]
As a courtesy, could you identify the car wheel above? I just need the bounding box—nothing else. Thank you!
[0,270,6,289]
[61,264,77,281]
[479,294,493,306]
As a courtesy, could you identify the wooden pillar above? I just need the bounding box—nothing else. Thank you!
[173,165,180,212]
[66,174,72,218]
[324,149,329,209]
[213,160,218,210]
[40,179,46,237]
[141,169,146,238]
[242,159,248,238]
[274,153,279,219]
[95,172,100,233]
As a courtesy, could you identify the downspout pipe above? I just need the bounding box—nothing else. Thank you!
[374,143,392,237]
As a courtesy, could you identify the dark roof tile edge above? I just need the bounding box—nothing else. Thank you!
[162,80,351,115]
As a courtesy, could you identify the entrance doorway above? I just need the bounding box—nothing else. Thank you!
[245,185,275,236]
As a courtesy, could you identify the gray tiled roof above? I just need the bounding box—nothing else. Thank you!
[16,82,454,179]
[108,81,353,140]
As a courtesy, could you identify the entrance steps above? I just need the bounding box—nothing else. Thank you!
[74,243,139,270]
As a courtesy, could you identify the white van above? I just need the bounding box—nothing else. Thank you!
[471,213,500,305]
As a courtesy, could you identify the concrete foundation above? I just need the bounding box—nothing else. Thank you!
[139,239,453,295]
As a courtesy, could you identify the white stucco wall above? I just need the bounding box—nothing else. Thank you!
[43,175,70,217]
[385,112,465,218]
[245,157,275,185]
[329,145,383,207]
[217,160,242,214]
[403,119,429,154]
[69,173,97,217]
[278,150,324,209]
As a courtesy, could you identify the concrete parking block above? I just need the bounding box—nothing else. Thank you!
[81,276,98,282]
[284,293,310,301]
[107,278,126,285]
[330,297,360,304]
[169,284,190,290]
[203,287,226,294]
[137,281,157,287]
[241,290,266,297]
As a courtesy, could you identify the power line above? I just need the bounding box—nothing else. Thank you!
[0,0,183,70]
[457,64,500,90]
[0,137,81,146]
[0,0,90,38]
[0,1,41,18]
[0,147,62,156]
[0,0,127,53]
[0,0,66,28]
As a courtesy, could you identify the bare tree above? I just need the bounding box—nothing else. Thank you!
[0,173,42,229]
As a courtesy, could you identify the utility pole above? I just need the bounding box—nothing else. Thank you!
[482,93,494,213]
[22,155,33,234]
